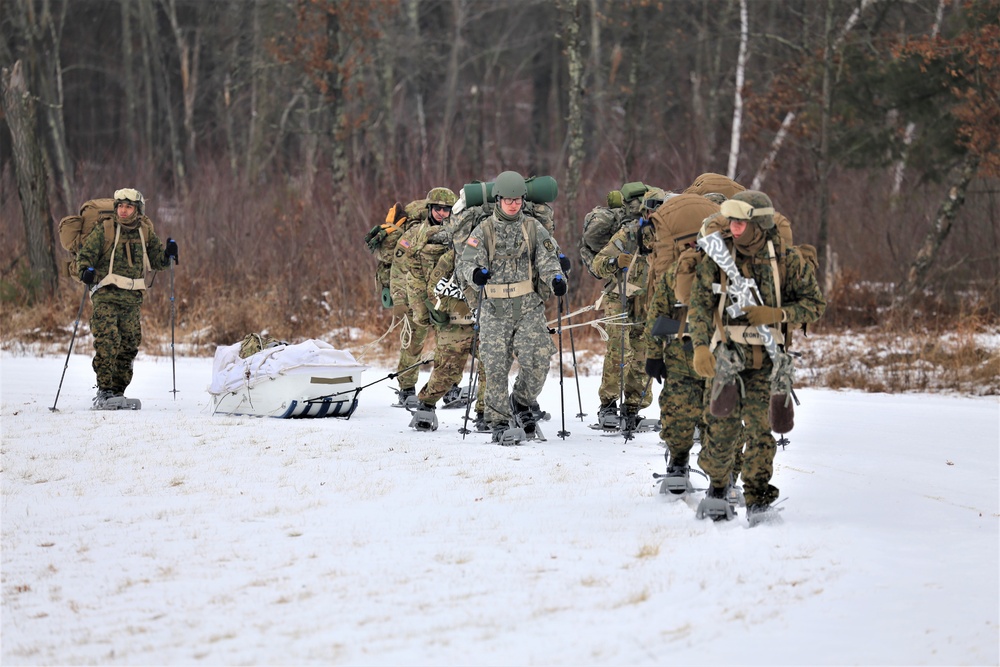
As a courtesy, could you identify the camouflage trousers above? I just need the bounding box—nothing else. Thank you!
[396,315,432,391]
[598,297,651,411]
[90,298,142,392]
[478,294,555,426]
[657,346,710,466]
[418,323,474,406]
[697,360,779,507]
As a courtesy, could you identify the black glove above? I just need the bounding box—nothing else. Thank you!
[80,266,96,285]
[645,357,667,384]
[164,238,179,264]
[472,267,491,286]
[558,253,572,274]
[552,274,567,296]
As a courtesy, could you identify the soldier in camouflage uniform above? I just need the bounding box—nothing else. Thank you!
[458,171,564,441]
[388,189,456,404]
[449,194,561,431]
[591,189,666,430]
[644,254,709,488]
[688,190,825,516]
[76,188,175,408]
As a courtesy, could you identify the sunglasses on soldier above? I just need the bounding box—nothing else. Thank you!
[430,204,452,214]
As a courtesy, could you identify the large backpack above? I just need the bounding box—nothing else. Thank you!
[579,206,624,278]
[57,198,154,281]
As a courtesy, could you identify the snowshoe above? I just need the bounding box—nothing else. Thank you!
[696,485,737,522]
[511,396,544,441]
[441,384,469,409]
[636,417,661,432]
[393,387,416,408]
[591,402,620,431]
[746,501,785,528]
[530,401,551,422]
[658,462,693,496]
[92,389,141,411]
[407,402,438,432]
[473,411,491,432]
[491,422,526,446]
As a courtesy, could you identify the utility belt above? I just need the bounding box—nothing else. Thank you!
[484,279,533,299]
[711,324,785,348]
[91,273,147,295]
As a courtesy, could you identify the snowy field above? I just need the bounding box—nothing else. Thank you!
[1,351,998,666]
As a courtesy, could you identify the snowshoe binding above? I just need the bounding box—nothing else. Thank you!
[393,386,416,408]
[590,401,620,431]
[441,384,469,409]
[530,401,551,422]
[407,401,438,432]
[491,421,526,446]
[92,389,141,411]
[473,411,491,432]
[511,396,544,441]
[696,484,737,522]
[657,458,695,496]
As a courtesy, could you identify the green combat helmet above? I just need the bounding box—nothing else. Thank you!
[426,187,458,208]
[113,187,145,215]
[493,171,527,199]
[724,190,776,229]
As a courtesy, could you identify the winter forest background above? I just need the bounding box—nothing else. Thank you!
[1,0,998,385]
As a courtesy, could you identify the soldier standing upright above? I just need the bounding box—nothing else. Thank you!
[458,171,564,444]
[687,190,825,523]
[76,187,175,409]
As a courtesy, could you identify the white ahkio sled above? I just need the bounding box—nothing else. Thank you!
[208,339,368,419]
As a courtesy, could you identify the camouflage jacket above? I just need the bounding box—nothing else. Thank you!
[458,211,561,300]
[77,216,168,305]
[643,266,701,378]
[389,220,451,306]
[687,232,826,357]
[592,220,650,318]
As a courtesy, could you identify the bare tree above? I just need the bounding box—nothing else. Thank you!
[726,0,749,180]
[2,60,59,297]
[559,0,585,221]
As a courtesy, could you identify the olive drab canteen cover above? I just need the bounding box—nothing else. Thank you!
[579,206,622,279]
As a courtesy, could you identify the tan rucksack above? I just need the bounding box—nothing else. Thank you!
[57,198,155,281]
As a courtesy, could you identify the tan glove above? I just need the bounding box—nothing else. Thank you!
[615,253,633,269]
[392,303,409,319]
[744,305,784,327]
[692,345,716,378]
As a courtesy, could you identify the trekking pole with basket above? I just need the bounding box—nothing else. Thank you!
[459,285,485,438]
[169,255,178,398]
[50,285,89,412]
[556,292,570,439]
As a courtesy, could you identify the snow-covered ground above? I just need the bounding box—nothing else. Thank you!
[2,351,997,665]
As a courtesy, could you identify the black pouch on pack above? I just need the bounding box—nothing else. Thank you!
[651,316,680,338]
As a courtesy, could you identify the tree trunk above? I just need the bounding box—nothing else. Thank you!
[726,0,749,180]
[561,0,585,228]
[816,0,834,293]
[326,8,349,197]
[164,0,201,170]
[121,0,138,166]
[140,0,186,196]
[436,0,464,172]
[900,153,980,301]
[1,60,59,298]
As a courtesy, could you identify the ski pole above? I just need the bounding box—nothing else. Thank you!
[50,284,89,412]
[169,257,178,398]
[460,285,485,438]
[567,326,585,420]
[556,292,569,439]
[617,268,628,416]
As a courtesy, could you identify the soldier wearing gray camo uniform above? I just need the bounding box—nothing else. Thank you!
[457,171,564,441]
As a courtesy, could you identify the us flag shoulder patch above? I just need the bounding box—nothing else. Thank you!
[400,238,411,249]
[466,237,479,247]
